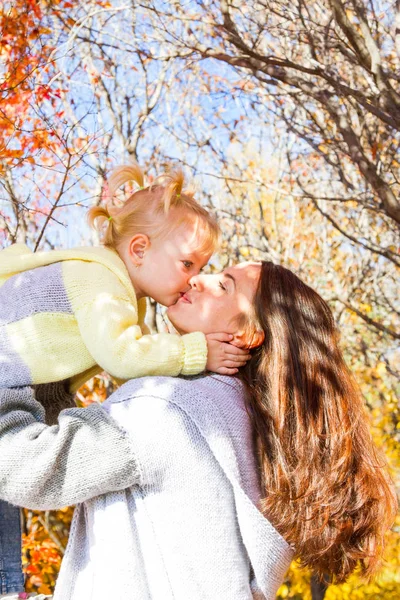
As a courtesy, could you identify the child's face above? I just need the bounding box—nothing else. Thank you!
[130,221,212,307]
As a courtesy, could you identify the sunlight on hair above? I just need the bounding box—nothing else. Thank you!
[241,261,397,583]
[87,162,220,257]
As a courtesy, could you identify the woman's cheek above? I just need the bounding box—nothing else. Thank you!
[209,306,230,331]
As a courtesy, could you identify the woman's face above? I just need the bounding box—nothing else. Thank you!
[167,262,261,336]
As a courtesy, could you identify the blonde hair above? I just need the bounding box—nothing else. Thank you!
[87,163,220,256]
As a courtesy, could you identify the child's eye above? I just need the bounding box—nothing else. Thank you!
[219,281,227,291]
[182,260,193,269]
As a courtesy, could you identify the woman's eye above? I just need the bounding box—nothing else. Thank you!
[182,261,193,269]
[219,281,227,291]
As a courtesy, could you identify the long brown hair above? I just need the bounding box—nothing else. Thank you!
[241,261,397,582]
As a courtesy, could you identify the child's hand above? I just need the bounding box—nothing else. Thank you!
[205,333,252,375]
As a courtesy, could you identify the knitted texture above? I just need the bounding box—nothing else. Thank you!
[0,386,141,510]
[54,375,293,600]
[0,243,207,388]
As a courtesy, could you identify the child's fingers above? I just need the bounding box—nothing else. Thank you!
[215,366,239,375]
[207,332,234,343]
[224,344,250,356]
[224,351,251,363]
[222,344,251,361]
[224,358,249,368]
[223,359,248,368]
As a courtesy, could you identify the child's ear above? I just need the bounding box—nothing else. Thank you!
[231,329,265,349]
[127,234,150,266]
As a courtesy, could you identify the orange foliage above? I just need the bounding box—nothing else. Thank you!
[0,0,66,171]
[22,506,73,594]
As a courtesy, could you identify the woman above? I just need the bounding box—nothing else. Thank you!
[0,261,396,599]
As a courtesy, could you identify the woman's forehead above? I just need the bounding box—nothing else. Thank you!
[226,261,262,280]
[230,260,261,270]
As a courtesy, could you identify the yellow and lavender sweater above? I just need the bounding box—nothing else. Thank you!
[0,244,207,392]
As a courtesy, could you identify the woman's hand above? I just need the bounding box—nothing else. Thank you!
[205,333,252,375]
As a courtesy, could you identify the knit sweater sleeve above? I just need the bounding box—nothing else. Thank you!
[64,261,207,378]
[0,386,141,511]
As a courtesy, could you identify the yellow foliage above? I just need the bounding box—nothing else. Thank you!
[277,561,313,599]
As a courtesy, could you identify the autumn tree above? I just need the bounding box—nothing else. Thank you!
[0,0,108,251]
[141,0,399,342]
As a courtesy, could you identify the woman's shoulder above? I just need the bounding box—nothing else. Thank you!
[104,374,246,415]
[103,375,250,463]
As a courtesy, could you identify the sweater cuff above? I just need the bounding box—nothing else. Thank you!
[180,332,207,376]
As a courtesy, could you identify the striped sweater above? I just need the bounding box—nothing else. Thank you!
[0,244,207,391]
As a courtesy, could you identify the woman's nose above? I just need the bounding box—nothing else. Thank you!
[188,274,202,290]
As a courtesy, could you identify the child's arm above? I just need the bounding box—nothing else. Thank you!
[67,261,207,379]
[0,385,140,510]
[76,297,207,378]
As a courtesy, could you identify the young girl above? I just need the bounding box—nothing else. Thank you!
[0,162,249,594]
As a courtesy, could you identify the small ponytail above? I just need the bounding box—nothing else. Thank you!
[87,163,145,249]
[107,164,144,199]
[86,204,116,247]
[156,168,187,214]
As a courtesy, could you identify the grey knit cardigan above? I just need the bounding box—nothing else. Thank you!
[0,376,293,599]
